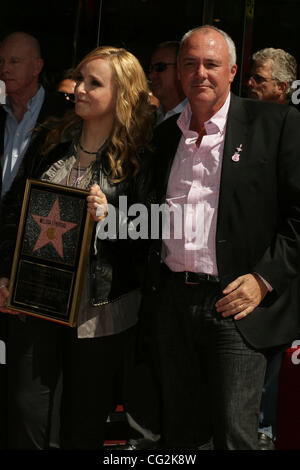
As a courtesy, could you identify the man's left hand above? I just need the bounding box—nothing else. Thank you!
[215,273,269,320]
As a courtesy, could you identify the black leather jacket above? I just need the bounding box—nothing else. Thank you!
[0,125,154,306]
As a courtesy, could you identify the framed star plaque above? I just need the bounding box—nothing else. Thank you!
[7,179,94,326]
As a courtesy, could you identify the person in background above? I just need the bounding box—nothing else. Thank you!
[56,68,76,103]
[124,40,188,451]
[0,45,154,449]
[247,47,297,104]
[0,30,71,449]
[0,31,71,198]
[149,41,187,126]
[247,46,298,451]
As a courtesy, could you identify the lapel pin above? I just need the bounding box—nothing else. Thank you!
[232,144,243,162]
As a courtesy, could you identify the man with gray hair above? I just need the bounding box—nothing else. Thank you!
[142,25,300,449]
[247,47,297,103]
[247,46,298,451]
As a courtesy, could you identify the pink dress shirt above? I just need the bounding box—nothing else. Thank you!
[163,93,231,275]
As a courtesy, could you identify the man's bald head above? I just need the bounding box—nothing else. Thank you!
[0,32,42,59]
[0,31,44,97]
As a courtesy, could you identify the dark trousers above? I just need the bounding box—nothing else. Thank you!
[151,269,267,450]
[259,346,286,438]
[6,315,135,449]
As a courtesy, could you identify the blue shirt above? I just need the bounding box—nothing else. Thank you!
[1,86,45,197]
[155,98,188,127]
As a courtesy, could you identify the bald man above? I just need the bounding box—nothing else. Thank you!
[0,31,71,198]
[0,31,71,450]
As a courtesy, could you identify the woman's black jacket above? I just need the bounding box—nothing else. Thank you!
[0,127,154,306]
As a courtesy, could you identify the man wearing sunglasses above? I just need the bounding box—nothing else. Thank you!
[124,43,187,449]
[247,48,297,104]
[149,41,187,126]
[57,68,76,103]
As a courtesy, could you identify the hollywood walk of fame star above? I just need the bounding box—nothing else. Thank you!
[31,197,77,258]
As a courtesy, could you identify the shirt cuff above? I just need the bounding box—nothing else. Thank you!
[254,272,273,292]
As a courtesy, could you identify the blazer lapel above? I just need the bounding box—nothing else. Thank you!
[156,116,182,202]
[217,94,250,235]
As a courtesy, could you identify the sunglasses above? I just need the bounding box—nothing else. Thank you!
[58,91,75,102]
[149,62,177,73]
[249,74,275,85]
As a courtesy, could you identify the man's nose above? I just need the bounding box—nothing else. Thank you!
[195,63,207,78]
[247,76,255,88]
[148,69,157,82]
[0,61,7,73]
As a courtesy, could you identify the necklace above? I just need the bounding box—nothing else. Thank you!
[78,140,98,155]
[66,159,84,188]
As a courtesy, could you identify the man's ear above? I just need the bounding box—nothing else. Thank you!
[34,58,44,78]
[277,81,288,96]
[229,64,237,83]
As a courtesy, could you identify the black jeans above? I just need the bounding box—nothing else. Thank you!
[152,269,267,450]
[6,315,135,449]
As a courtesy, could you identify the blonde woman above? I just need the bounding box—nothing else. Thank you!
[0,46,154,449]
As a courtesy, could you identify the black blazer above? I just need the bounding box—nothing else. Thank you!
[0,90,72,196]
[147,93,300,349]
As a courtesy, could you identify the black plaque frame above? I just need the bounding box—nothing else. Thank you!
[7,179,94,326]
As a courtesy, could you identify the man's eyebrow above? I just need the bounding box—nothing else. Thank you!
[182,56,198,62]
[182,56,222,64]
[4,55,23,61]
[205,58,222,64]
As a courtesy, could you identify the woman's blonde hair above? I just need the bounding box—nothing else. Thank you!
[41,46,154,181]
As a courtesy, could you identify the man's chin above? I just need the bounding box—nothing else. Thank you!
[247,91,260,100]
[151,85,161,98]
[189,89,214,102]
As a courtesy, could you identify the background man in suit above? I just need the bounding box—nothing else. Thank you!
[144,25,300,449]
[148,41,187,126]
[247,46,298,450]
[0,31,71,449]
[0,31,71,198]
